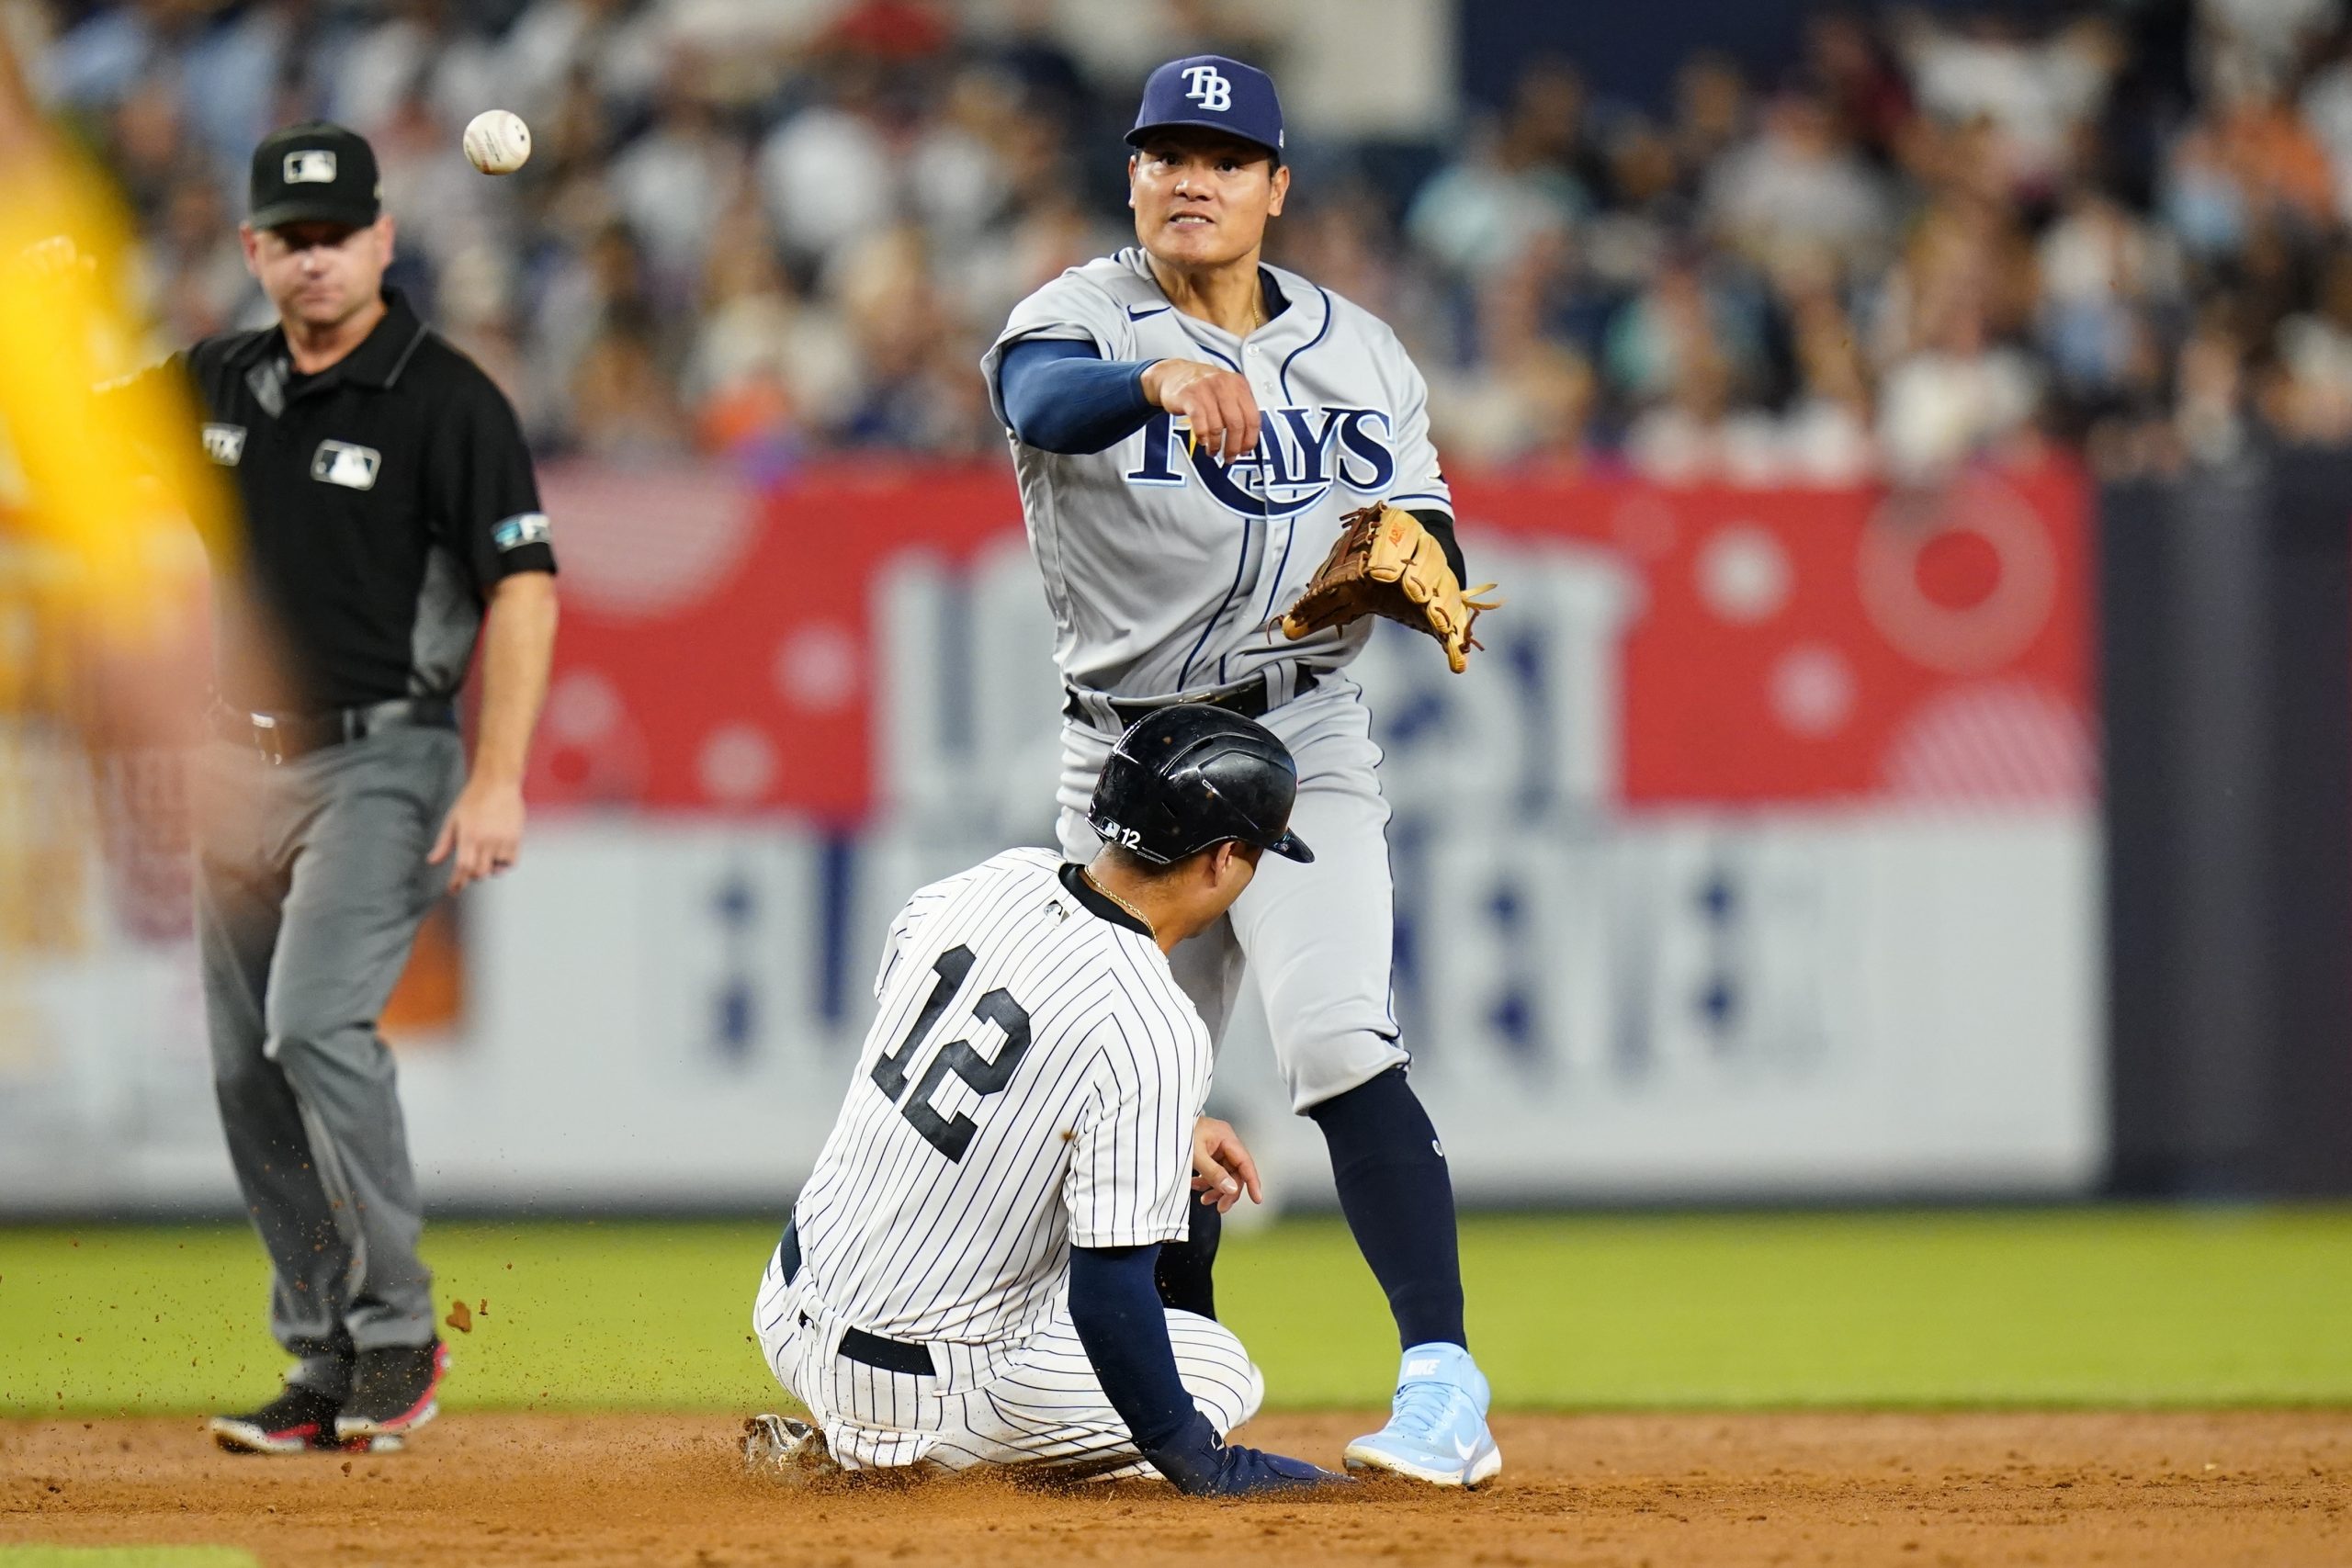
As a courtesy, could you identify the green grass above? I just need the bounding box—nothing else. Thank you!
[2,1209,2348,1417]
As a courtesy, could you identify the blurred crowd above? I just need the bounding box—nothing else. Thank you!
[28,0,2352,483]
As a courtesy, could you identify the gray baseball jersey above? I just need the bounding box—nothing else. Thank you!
[981,248,1452,700]
[789,848,1210,1347]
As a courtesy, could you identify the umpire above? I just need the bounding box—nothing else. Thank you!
[166,122,559,1454]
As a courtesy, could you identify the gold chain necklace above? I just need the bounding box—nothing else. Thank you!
[1080,869,1158,940]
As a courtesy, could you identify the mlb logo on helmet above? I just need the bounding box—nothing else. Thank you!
[1127,54,1284,156]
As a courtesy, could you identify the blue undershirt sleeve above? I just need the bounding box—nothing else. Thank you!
[1068,1243,1221,1485]
[997,337,1160,456]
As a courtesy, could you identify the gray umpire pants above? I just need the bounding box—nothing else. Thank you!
[193,723,464,1381]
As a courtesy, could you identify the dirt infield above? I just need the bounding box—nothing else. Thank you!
[4,1410,2346,1566]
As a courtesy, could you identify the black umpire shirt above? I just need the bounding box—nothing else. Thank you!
[162,287,557,713]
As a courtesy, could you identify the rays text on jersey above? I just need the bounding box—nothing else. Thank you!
[1125,406,1396,517]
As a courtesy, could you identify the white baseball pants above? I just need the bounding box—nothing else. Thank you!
[751,1241,1262,1473]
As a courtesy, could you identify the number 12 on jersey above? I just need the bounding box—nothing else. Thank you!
[870,946,1035,1162]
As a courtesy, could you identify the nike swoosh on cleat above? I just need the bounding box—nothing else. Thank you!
[1453,1436,1481,1461]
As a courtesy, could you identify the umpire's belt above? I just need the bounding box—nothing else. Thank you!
[1064,668,1319,734]
[211,697,458,764]
[776,1217,937,1378]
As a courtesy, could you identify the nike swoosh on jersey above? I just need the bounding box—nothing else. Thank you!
[1127,305,1170,320]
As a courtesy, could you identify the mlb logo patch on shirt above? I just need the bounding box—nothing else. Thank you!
[201,423,246,466]
[492,512,551,552]
[311,440,380,491]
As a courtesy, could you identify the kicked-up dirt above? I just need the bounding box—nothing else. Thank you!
[4,1409,2348,1565]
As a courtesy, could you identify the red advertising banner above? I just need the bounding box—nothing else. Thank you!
[531,460,2093,820]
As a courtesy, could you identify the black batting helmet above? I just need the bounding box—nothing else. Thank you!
[1087,705,1314,866]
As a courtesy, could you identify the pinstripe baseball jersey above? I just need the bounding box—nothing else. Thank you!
[791,848,1210,1347]
[980,248,1452,700]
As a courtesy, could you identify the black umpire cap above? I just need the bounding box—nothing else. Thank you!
[249,121,382,231]
[1089,705,1313,866]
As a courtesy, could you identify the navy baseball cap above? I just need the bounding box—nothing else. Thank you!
[1126,55,1284,161]
[249,121,381,231]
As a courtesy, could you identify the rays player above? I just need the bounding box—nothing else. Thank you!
[750,706,1342,1493]
[978,55,1500,1486]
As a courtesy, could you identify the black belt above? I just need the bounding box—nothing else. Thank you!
[1065,668,1318,732]
[777,1218,938,1378]
[211,698,457,764]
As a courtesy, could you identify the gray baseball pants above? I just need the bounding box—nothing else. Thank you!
[192,723,463,1386]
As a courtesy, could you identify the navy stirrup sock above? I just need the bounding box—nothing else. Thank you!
[1307,1064,1468,1351]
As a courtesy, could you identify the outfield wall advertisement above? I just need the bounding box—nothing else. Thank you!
[0,462,2103,1211]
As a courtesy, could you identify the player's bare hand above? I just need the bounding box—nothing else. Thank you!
[1142,358,1260,463]
[1191,1117,1261,1213]
[430,777,526,894]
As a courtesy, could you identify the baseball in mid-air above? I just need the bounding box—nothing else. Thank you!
[462,109,531,175]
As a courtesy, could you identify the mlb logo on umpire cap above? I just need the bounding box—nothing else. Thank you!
[249,121,382,230]
[283,149,337,184]
[1127,55,1284,155]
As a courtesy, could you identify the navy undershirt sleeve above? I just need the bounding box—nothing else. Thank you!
[1069,1243,1219,1478]
[997,337,1159,455]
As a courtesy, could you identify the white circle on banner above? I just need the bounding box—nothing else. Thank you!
[1770,642,1856,737]
[1696,523,1792,624]
[699,724,779,804]
[774,623,859,712]
[546,669,622,742]
[1858,475,2057,674]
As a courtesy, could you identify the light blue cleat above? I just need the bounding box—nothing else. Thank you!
[1342,1342,1503,1488]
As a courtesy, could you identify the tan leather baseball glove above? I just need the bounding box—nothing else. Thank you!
[1279,503,1500,673]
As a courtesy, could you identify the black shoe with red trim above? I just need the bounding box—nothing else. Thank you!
[209,1381,398,1455]
[333,1340,449,1444]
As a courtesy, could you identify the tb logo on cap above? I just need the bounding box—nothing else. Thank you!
[283,149,338,184]
[1182,64,1231,111]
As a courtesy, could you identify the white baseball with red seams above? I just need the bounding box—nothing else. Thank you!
[462,110,531,175]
